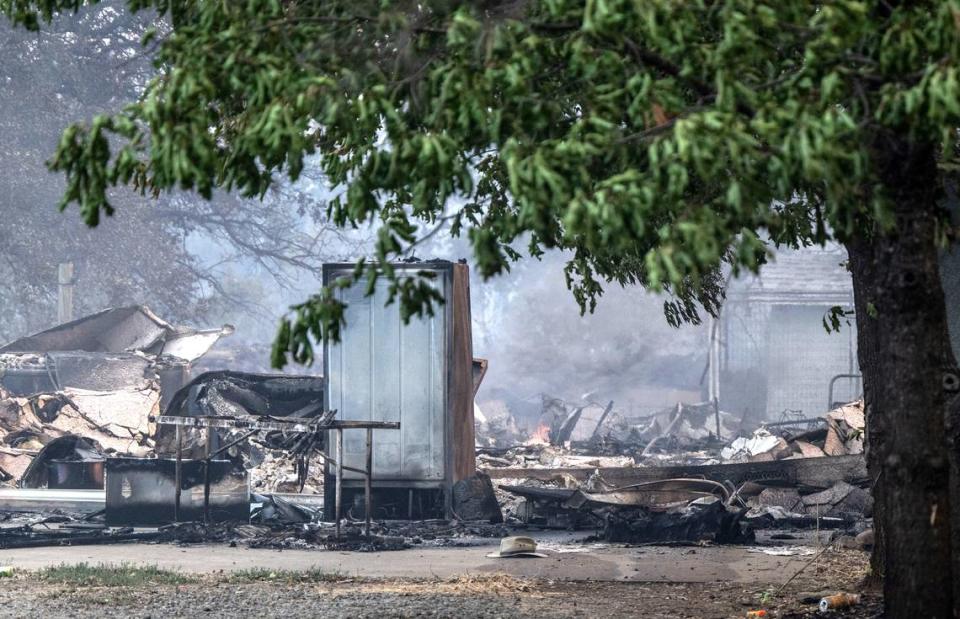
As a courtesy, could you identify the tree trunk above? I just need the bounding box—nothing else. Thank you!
[945,337,960,616]
[846,234,885,583]
[942,193,960,613]
[848,135,955,617]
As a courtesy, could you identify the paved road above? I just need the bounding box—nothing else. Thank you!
[0,533,823,583]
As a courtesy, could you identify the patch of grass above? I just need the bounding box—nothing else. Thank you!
[37,563,195,587]
[224,567,344,584]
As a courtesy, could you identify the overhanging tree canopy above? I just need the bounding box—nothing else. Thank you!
[5,1,960,615]
[6,0,959,355]
[7,0,937,351]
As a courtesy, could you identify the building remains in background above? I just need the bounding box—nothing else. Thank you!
[719,245,862,426]
[0,306,232,486]
[0,258,872,558]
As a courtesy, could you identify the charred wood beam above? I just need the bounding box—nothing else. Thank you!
[483,454,867,492]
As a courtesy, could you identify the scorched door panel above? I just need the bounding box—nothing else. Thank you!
[328,271,447,482]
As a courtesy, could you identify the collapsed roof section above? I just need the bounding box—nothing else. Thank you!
[0,352,153,396]
[155,370,326,463]
[0,307,234,487]
[0,305,234,362]
[163,370,325,419]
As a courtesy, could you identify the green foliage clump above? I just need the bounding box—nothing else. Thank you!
[4,0,960,366]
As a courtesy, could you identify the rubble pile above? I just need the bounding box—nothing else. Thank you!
[0,510,422,552]
[746,481,872,521]
[0,303,874,555]
[499,466,870,544]
[474,401,524,449]
[475,395,740,468]
[0,386,158,471]
[476,398,865,475]
[479,396,871,545]
[0,509,164,549]
[0,306,231,488]
[602,498,751,544]
[167,518,511,552]
[248,451,324,494]
[633,401,739,457]
[498,476,756,542]
[722,401,864,462]
[156,370,329,493]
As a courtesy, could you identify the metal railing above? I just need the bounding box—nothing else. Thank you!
[150,414,400,538]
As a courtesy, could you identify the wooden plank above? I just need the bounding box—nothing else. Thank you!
[483,454,867,491]
[449,263,476,482]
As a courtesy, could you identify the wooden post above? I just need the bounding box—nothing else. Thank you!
[365,428,372,539]
[57,262,74,324]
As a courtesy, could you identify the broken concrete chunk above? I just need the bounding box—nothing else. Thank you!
[822,401,865,456]
[801,481,872,518]
[793,440,827,459]
[755,487,802,512]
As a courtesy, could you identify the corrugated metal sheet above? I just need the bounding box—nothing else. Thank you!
[326,268,448,483]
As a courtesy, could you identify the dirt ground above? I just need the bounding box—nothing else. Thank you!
[0,546,878,618]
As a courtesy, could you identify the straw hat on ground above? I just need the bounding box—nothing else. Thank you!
[485,536,548,558]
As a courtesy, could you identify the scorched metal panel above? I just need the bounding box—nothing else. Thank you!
[325,267,448,482]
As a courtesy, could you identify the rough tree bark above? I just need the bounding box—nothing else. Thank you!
[941,190,960,615]
[846,233,885,583]
[847,134,955,617]
[945,332,960,616]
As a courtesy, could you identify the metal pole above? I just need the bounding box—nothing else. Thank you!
[57,262,74,324]
[713,396,721,442]
[365,428,372,539]
[335,428,343,539]
[174,425,182,522]
[203,426,211,524]
[709,317,722,440]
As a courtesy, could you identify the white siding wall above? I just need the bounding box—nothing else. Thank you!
[327,274,447,481]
